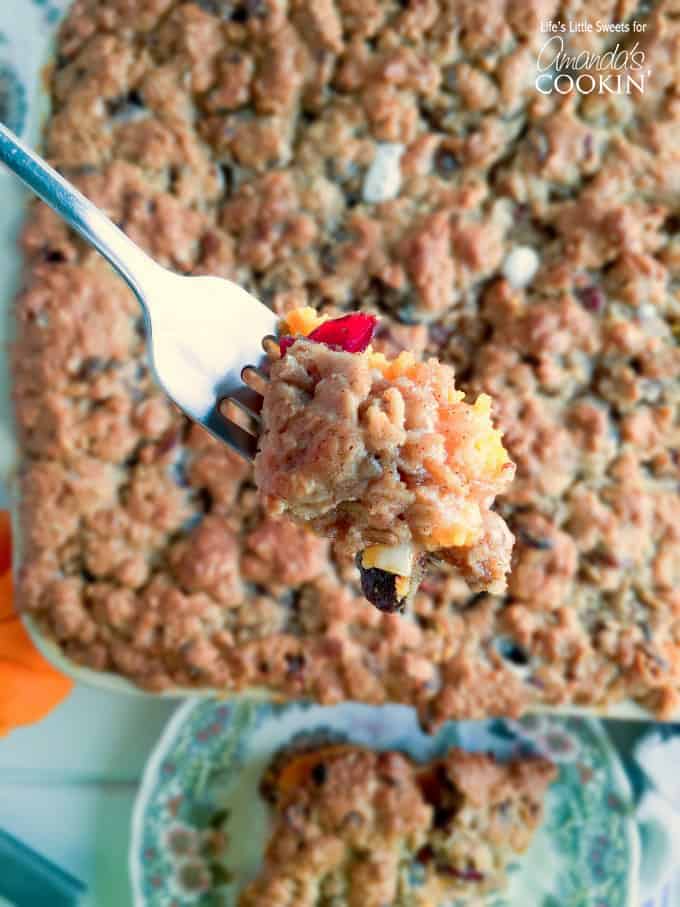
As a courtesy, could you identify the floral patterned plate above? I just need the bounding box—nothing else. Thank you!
[130,700,639,907]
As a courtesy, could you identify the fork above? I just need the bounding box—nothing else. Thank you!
[0,122,278,460]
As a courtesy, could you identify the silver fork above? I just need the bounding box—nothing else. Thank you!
[0,122,278,460]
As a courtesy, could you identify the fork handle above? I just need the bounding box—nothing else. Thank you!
[0,121,161,307]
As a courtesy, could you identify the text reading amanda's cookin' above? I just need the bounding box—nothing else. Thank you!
[535,34,650,96]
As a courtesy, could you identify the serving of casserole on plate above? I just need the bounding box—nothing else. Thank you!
[2,0,679,725]
[129,702,639,907]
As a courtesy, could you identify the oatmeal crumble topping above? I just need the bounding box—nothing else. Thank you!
[12,0,680,722]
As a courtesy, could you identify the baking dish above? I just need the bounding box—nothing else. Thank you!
[2,0,676,723]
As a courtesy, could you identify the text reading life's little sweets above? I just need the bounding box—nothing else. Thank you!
[541,19,648,33]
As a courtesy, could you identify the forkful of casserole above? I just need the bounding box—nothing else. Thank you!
[0,123,515,614]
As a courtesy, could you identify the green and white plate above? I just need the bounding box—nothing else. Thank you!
[130,700,639,907]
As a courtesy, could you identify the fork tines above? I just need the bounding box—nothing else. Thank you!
[217,336,277,459]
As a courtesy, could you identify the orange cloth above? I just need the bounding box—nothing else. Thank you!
[0,511,73,735]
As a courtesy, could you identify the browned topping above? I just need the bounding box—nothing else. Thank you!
[13,0,680,721]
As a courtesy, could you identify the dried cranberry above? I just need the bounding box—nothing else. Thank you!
[279,313,378,356]
[576,285,605,313]
[439,865,485,882]
[453,868,484,882]
[308,312,377,352]
[357,562,406,613]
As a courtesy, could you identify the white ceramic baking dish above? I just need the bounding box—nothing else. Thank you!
[0,0,666,720]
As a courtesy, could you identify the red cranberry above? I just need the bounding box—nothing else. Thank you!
[308,312,377,352]
[278,335,296,355]
[576,286,605,313]
[279,313,378,356]
[453,868,485,882]
[437,864,485,882]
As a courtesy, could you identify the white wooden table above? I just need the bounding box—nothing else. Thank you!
[0,687,176,906]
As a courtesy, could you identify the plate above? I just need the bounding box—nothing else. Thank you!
[129,700,639,907]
